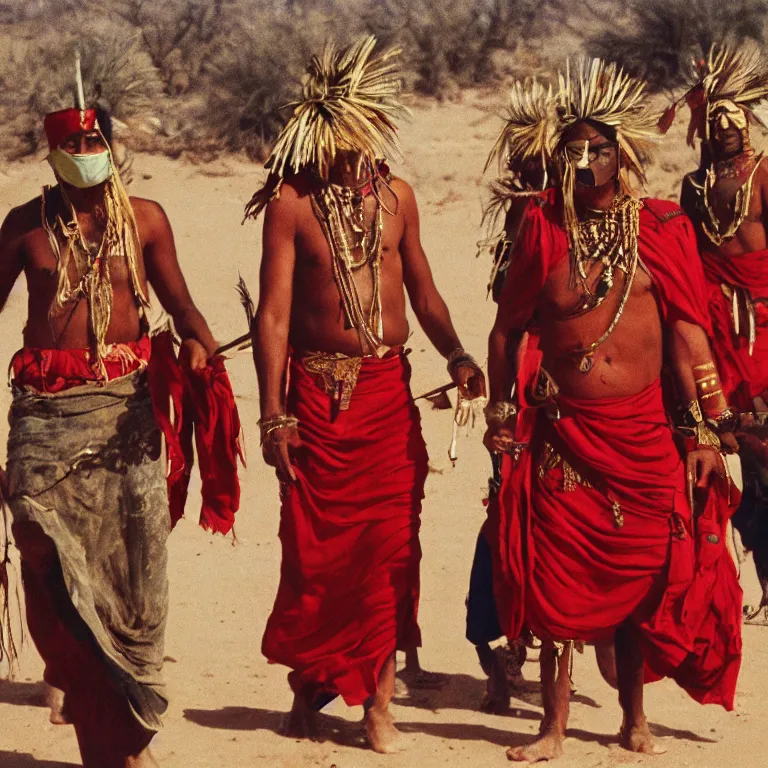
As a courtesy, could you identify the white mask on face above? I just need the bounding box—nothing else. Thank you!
[48,148,113,189]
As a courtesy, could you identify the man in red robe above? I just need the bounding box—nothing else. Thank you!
[484,60,742,762]
[677,43,768,617]
[246,37,485,754]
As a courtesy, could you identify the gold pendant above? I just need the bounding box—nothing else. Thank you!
[578,353,594,373]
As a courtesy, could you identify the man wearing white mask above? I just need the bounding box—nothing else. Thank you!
[0,93,219,766]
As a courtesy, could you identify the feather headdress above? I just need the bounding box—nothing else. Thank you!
[482,77,557,231]
[244,35,408,221]
[485,78,558,175]
[555,57,658,186]
[660,41,768,147]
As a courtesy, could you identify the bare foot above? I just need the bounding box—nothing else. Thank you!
[506,730,564,762]
[45,684,70,725]
[125,747,160,768]
[399,666,447,690]
[365,707,404,754]
[480,649,510,714]
[620,721,666,755]
[281,692,319,740]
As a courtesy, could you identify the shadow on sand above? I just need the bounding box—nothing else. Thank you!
[183,706,367,749]
[0,680,46,707]
[0,753,78,768]
[393,671,601,713]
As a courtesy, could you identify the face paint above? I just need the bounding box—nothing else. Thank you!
[566,138,618,188]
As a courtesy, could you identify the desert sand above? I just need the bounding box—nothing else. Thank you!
[1,95,767,768]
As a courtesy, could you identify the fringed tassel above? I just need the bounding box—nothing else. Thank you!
[0,499,23,678]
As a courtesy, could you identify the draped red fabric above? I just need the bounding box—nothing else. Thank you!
[700,248,768,409]
[262,352,429,706]
[147,331,242,534]
[9,332,242,534]
[488,192,743,710]
[10,336,151,393]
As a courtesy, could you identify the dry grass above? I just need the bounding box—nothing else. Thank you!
[0,0,764,161]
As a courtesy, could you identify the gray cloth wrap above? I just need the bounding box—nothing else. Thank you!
[5,371,170,731]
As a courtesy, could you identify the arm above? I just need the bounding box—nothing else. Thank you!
[251,189,300,481]
[484,204,548,454]
[398,181,485,397]
[141,200,218,365]
[0,208,25,315]
[669,318,734,486]
[0,209,25,491]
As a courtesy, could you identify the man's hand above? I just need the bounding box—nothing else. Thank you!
[483,422,523,456]
[0,464,7,499]
[263,426,302,483]
[452,363,487,401]
[179,338,210,372]
[687,447,725,489]
[719,431,740,453]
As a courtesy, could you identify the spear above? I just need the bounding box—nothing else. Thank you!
[214,275,255,356]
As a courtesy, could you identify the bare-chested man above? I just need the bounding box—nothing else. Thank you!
[0,93,219,766]
[245,36,485,754]
[677,43,768,616]
[483,60,742,762]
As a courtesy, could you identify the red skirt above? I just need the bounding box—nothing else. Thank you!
[262,352,429,705]
[489,380,742,709]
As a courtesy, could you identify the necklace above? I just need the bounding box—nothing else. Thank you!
[702,154,763,246]
[565,195,642,373]
[569,195,641,316]
[311,182,386,355]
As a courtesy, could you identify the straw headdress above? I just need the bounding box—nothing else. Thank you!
[661,41,768,147]
[482,77,558,230]
[244,35,408,221]
[555,57,658,187]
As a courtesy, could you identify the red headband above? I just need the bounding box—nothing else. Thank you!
[43,108,98,151]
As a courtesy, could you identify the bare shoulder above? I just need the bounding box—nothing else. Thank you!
[129,196,168,223]
[1,195,43,241]
[389,176,416,203]
[263,174,312,221]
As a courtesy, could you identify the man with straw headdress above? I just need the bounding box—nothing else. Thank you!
[484,58,742,761]
[0,56,239,767]
[245,35,485,753]
[465,77,557,715]
[673,42,768,620]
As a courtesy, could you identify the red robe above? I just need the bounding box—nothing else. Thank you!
[487,192,743,710]
[700,248,768,409]
[262,351,429,706]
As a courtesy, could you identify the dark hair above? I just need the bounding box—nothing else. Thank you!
[95,106,113,147]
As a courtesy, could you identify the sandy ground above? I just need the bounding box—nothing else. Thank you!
[1,96,767,768]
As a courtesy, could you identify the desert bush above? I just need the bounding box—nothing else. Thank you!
[588,0,768,92]
[114,0,234,93]
[202,23,306,160]
[0,25,162,158]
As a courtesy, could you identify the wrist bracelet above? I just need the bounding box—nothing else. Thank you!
[447,348,479,377]
[258,414,299,445]
[484,400,518,426]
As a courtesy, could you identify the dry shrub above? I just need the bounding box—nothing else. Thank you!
[588,0,768,92]
[114,0,234,93]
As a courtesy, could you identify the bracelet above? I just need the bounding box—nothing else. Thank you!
[258,414,299,445]
[484,400,518,425]
[447,348,479,377]
[706,406,738,434]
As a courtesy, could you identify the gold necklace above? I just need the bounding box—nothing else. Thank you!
[570,195,641,316]
[702,155,763,246]
[311,184,386,354]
